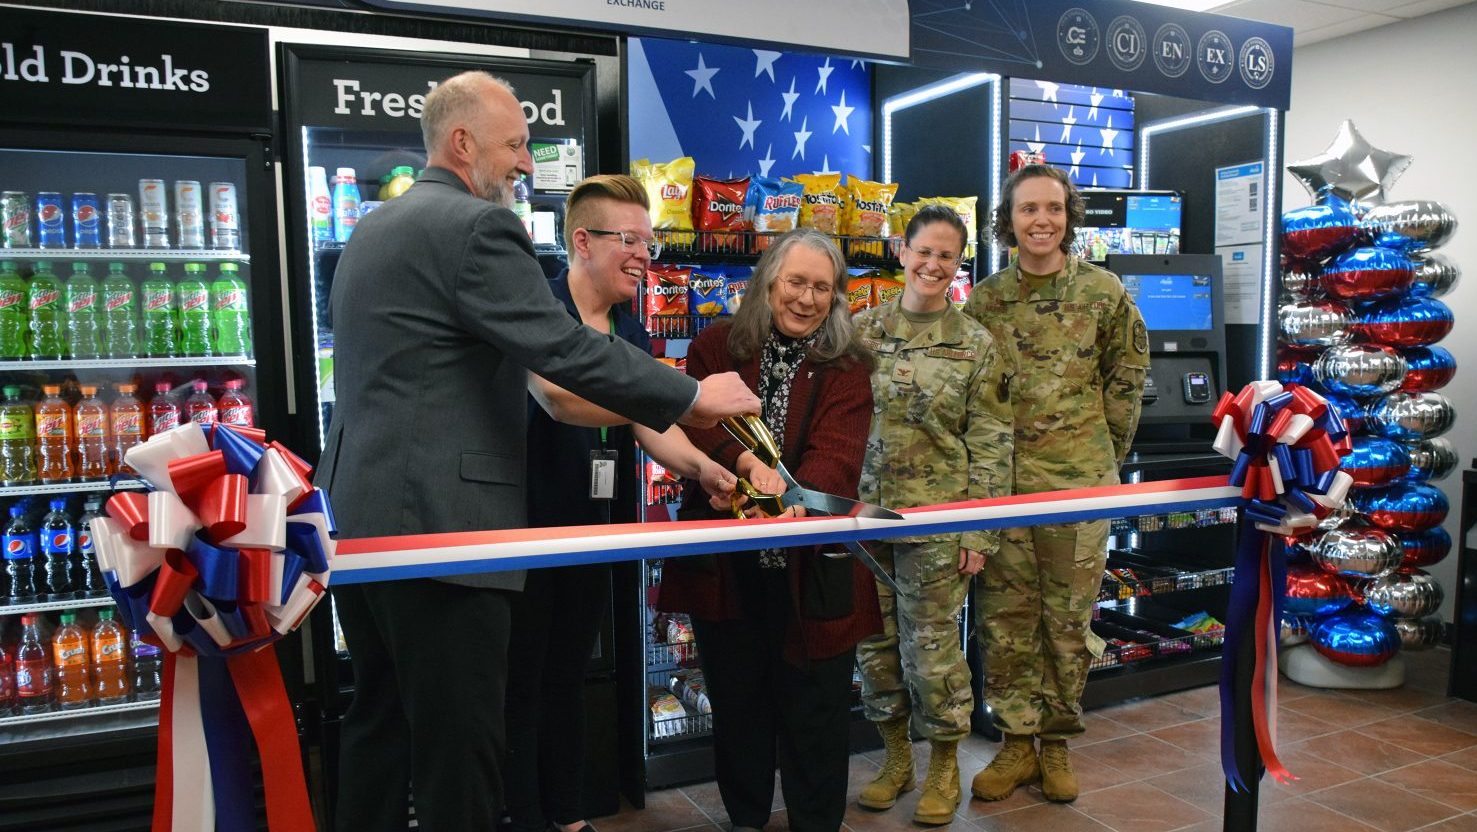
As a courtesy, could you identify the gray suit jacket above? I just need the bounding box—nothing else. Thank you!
[314,167,698,590]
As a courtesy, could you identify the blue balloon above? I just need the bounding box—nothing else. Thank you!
[1312,611,1400,666]
[1282,201,1361,260]
[1398,346,1456,393]
[1342,436,1411,487]
[1357,296,1454,348]
[1350,482,1449,533]
[1322,247,1415,301]
[1393,527,1452,568]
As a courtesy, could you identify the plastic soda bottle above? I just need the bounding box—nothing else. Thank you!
[308,166,333,243]
[75,496,104,595]
[110,383,144,474]
[140,261,177,358]
[218,378,254,428]
[40,498,73,599]
[0,641,15,714]
[15,614,54,714]
[74,384,111,481]
[383,165,416,199]
[52,611,92,710]
[131,631,162,701]
[27,260,65,360]
[513,176,533,236]
[35,384,74,483]
[92,608,130,705]
[185,380,217,426]
[148,381,180,436]
[0,385,37,485]
[0,261,28,359]
[333,167,360,242]
[177,262,211,357]
[100,262,138,359]
[5,503,38,602]
[65,262,102,359]
[211,262,250,356]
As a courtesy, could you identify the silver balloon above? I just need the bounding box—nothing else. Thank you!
[1279,300,1354,347]
[1365,568,1445,618]
[1280,615,1313,647]
[1362,201,1459,253]
[1403,438,1459,482]
[1312,527,1402,579]
[1392,617,1444,651]
[1317,502,1360,531]
[1368,392,1456,440]
[1410,253,1461,297]
[1314,344,1407,397]
[1282,265,1324,299]
[1287,120,1412,204]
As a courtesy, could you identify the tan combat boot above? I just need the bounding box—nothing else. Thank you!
[857,717,915,810]
[1038,739,1078,802]
[913,739,962,825]
[970,733,1039,801]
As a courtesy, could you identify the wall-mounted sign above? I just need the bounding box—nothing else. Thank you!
[0,8,271,134]
[358,0,910,60]
[911,0,1293,110]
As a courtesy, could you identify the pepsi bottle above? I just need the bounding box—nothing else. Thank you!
[75,496,104,595]
[4,503,38,602]
[40,498,74,599]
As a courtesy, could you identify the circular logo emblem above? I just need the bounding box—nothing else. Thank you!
[7,539,25,555]
[1057,8,1101,66]
[1107,16,1147,71]
[1153,23,1192,78]
[1239,36,1276,89]
[1197,30,1235,84]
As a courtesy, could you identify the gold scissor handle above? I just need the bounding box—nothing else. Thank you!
[722,414,782,469]
[728,478,788,519]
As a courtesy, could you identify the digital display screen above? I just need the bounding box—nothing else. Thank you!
[1072,191,1182,261]
[1121,273,1213,331]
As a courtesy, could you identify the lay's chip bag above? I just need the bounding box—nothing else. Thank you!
[843,177,898,259]
[746,176,803,252]
[790,173,845,235]
[632,156,696,245]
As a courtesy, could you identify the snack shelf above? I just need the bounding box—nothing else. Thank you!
[652,229,977,269]
[0,478,146,497]
[1097,564,1236,603]
[0,249,248,263]
[0,698,158,729]
[0,592,115,617]
[646,640,699,670]
[1109,506,1239,536]
[642,314,729,341]
[0,357,256,371]
[649,711,712,744]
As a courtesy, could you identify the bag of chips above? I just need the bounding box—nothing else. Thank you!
[918,195,980,257]
[724,267,751,315]
[790,172,845,235]
[746,176,804,251]
[872,271,905,307]
[847,267,881,314]
[632,156,696,246]
[692,175,750,253]
[645,264,690,338]
[688,267,728,317]
[843,177,899,258]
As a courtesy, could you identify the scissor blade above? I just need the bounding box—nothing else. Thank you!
[787,487,906,521]
[843,540,899,593]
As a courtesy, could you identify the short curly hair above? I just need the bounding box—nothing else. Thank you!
[989,164,1086,255]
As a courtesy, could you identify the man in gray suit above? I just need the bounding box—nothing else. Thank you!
[316,71,759,832]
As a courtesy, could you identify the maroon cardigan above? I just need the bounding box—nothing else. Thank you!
[656,321,882,661]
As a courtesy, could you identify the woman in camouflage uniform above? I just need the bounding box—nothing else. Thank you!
[853,204,1014,825]
[962,165,1149,804]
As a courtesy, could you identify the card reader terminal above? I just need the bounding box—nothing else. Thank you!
[1183,371,1212,404]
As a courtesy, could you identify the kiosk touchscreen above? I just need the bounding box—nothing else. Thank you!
[1108,254,1227,452]
[1073,190,1183,263]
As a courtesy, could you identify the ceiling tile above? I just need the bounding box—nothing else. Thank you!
[1216,0,1357,27]
[1384,0,1477,17]
[1292,11,1402,44]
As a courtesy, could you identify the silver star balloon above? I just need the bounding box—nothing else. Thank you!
[1288,120,1413,205]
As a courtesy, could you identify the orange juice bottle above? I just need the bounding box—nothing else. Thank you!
[52,611,93,710]
[74,384,111,481]
[91,608,131,704]
[35,384,74,483]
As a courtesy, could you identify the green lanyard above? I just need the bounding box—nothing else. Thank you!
[598,307,616,449]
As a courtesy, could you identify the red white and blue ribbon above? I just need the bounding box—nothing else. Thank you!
[93,423,335,832]
[1210,380,1354,790]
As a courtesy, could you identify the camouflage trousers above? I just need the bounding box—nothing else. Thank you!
[856,540,973,741]
[977,520,1108,740]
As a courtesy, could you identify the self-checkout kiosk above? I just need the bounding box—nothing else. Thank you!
[1109,253,1228,452]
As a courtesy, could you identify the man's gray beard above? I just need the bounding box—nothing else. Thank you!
[470,167,513,208]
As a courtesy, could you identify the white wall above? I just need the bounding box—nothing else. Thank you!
[1284,1,1477,622]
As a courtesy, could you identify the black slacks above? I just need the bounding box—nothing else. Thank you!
[503,563,611,830]
[332,579,512,832]
[691,561,855,832]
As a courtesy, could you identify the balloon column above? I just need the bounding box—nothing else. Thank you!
[1279,120,1457,667]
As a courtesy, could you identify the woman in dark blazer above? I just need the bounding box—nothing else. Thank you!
[658,229,879,832]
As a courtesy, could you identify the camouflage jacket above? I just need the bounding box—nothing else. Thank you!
[961,256,1149,494]
[855,299,1014,551]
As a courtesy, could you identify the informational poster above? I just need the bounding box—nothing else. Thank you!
[1215,161,1266,325]
[1217,243,1263,325]
[531,141,583,192]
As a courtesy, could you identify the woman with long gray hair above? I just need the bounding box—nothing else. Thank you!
[658,229,879,832]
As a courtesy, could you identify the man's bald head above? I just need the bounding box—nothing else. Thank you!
[421,71,517,156]
[420,71,533,206]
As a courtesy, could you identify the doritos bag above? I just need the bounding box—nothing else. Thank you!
[692,175,750,253]
[645,264,690,338]
[688,267,728,317]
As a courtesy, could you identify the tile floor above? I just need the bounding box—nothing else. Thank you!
[595,648,1477,831]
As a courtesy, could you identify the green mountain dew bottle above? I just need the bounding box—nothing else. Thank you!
[65,262,102,360]
[211,262,250,356]
[0,384,37,485]
[177,262,212,357]
[27,261,65,360]
[140,261,177,358]
[0,261,28,359]
[100,262,138,359]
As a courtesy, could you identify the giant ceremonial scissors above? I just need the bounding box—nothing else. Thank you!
[722,414,902,592]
